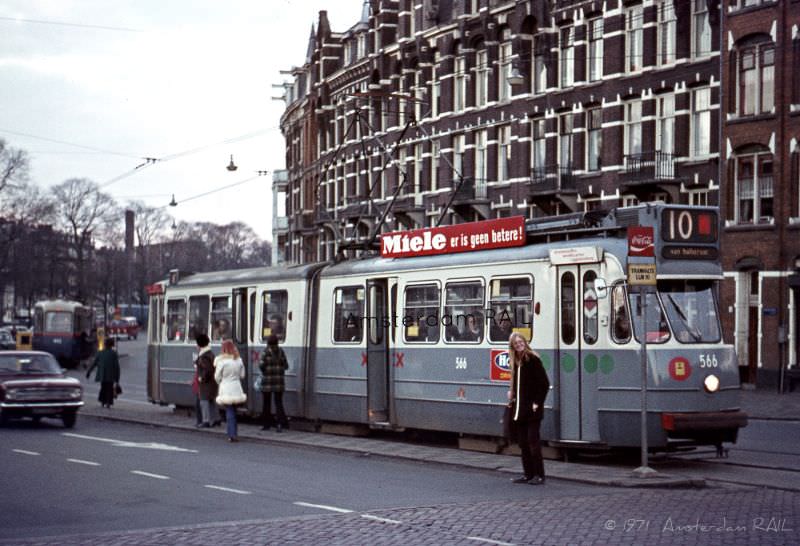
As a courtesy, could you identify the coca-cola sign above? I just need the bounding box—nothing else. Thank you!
[628,226,655,257]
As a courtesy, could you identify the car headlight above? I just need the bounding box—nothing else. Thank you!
[70,388,82,399]
[703,374,720,393]
[4,388,18,401]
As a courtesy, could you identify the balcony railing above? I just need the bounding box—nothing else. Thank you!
[453,178,488,201]
[529,165,575,194]
[622,151,677,182]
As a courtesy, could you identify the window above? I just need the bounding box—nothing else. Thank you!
[476,49,488,106]
[403,284,440,342]
[408,1,415,37]
[660,280,722,343]
[656,94,675,155]
[625,99,642,157]
[261,291,288,342]
[453,134,465,181]
[414,69,424,121]
[532,35,547,94]
[187,296,209,342]
[432,51,440,117]
[44,312,71,334]
[166,299,186,342]
[454,54,466,111]
[414,143,423,193]
[587,18,603,82]
[738,43,775,116]
[611,284,631,343]
[489,277,533,342]
[499,29,513,100]
[210,296,231,342]
[735,151,773,224]
[628,290,670,344]
[583,271,598,345]
[657,1,676,65]
[559,113,574,168]
[691,88,711,157]
[559,26,574,87]
[333,286,364,343]
[444,281,485,343]
[474,130,487,189]
[560,272,576,344]
[626,6,643,73]
[531,118,546,175]
[587,108,602,172]
[498,125,511,182]
[688,189,710,206]
[692,0,711,59]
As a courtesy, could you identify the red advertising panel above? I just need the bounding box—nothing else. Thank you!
[490,349,511,382]
[627,226,655,257]
[381,216,525,259]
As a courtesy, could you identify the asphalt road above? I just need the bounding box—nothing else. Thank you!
[0,416,605,540]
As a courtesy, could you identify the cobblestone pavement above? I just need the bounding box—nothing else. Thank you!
[1,488,796,545]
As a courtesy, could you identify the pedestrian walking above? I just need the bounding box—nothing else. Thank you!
[215,339,247,442]
[507,332,550,485]
[195,334,220,428]
[259,335,289,432]
[85,337,121,408]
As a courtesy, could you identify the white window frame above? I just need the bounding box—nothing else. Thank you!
[475,130,487,193]
[626,6,643,73]
[734,151,774,224]
[737,43,775,117]
[476,49,489,107]
[624,100,643,158]
[499,30,513,101]
[559,26,574,88]
[692,0,711,59]
[656,94,675,155]
[431,140,440,191]
[498,125,511,182]
[586,108,602,172]
[587,18,603,82]
[657,0,677,66]
[531,118,546,174]
[453,134,465,182]
[691,87,711,158]
[454,55,467,112]
[532,35,547,94]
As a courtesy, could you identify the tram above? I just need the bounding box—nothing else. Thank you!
[146,204,747,451]
[32,300,95,367]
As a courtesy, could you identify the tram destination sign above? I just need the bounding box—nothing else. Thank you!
[380,216,525,258]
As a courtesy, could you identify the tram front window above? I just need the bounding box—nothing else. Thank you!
[659,280,722,343]
[628,290,670,344]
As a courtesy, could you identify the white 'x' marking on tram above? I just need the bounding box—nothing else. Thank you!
[62,432,198,453]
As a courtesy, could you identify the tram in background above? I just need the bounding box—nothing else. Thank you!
[32,300,95,368]
[146,204,748,452]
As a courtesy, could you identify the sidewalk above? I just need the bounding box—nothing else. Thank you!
[739,385,800,420]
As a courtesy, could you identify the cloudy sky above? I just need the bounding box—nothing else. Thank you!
[0,0,365,240]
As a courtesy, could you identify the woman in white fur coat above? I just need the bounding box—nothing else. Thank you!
[214,339,247,442]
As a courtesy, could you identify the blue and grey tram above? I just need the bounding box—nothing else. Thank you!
[146,204,747,451]
[32,299,95,368]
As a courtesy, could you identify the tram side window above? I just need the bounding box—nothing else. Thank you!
[582,271,598,345]
[561,273,576,344]
[333,286,364,343]
[261,290,288,342]
[187,296,209,342]
[210,296,232,342]
[611,284,631,343]
[403,284,440,343]
[489,277,533,342]
[166,299,187,342]
[444,281,485,343]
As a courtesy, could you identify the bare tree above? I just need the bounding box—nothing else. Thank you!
[0,139,29,194]
[127,201,171,301]
[50,178,117,302]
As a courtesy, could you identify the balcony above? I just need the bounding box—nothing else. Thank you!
[622,151,679,184]
[451,177,490,220]
[529,165,576,195]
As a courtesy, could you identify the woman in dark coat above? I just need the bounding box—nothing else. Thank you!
[508,332,550,485]
[259,335,288,432]
[195,333,219,427]
[86,337,121,408]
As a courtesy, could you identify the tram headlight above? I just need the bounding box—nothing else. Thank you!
[703,374,720,393]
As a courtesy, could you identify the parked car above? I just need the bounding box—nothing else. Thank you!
[107,317,139,340]
[0,330,16,350]
[0,351,83,427]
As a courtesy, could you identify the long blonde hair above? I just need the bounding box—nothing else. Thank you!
[508,332,535,389]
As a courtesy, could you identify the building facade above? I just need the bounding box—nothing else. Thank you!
[719,0,800,387]
[276,1,800,385]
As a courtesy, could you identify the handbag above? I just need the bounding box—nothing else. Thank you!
[114,383,123,397]
[502,403,517,441]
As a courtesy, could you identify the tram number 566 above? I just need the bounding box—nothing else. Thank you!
[699,354,718,368]
[455,357,468,370]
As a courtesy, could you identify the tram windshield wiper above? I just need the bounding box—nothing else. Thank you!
[665,294,702,342]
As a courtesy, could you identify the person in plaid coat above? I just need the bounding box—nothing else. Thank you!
[259,334,288,432]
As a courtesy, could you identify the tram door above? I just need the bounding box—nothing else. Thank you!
[366,278,390,425]
[556,264,601,442]
[146,292,164,403]
[231,287,254,402]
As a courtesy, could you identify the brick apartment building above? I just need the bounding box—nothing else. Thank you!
[275,0,799,386]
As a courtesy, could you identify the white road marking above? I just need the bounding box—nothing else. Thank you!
[12,449,40,456]
[63,432,198,453]
[204,485,252,495]
[131,470,170,480]
[294,502,354,514]
[361,514,402,524]
[67,458,100,466]
[466,537,515,546]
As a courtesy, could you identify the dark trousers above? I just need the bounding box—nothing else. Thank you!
[225,405,237,439]
[261,391,287,427]
[98,382,115,406]
[516,418,545,479]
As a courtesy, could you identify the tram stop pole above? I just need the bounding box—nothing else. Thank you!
[632,286,657,478]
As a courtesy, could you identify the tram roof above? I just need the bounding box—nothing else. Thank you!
[165,263,324,289]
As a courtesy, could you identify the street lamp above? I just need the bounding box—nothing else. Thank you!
[227,155,238,172]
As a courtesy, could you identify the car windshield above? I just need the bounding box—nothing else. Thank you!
[0,354,62,375]
[0,331,12,341]
[659,279,722,343]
